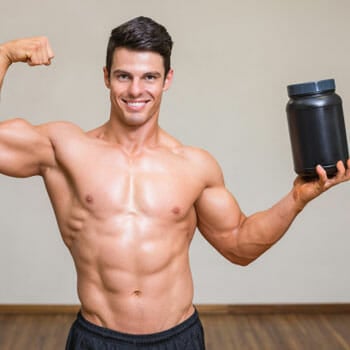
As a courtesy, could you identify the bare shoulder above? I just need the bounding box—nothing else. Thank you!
[39,120,86,139]
[37,120,92,151]
[177,144,224,187]
[180,145,215,163]
[158,129,223,185]
[160,129,217,163]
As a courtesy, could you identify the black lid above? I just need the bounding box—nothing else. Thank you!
[287,79,335,97]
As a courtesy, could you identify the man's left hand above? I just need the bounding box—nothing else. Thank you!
[292,159,350,209]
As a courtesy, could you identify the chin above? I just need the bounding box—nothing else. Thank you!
[123,115,151,127]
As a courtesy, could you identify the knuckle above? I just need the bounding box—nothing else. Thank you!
[40,36,48,46]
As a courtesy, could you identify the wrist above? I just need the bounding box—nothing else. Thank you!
[291,186,308,213]
[0,45,12,68]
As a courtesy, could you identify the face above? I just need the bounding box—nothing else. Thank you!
[104,48,173,127]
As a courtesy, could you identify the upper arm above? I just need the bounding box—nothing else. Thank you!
[0,118,55,177]
[194,151,249,265]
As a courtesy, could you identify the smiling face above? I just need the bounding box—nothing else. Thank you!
[104,47,173,128]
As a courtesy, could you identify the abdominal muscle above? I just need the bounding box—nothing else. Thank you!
[65,212,196,335]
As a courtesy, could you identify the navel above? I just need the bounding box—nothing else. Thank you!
[133,290,142,297]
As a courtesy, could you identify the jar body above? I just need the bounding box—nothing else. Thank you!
[286,91,349,178]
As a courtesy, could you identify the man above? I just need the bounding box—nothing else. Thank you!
[0,16,349,350]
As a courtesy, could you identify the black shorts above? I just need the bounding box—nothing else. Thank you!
[65,309,206,349]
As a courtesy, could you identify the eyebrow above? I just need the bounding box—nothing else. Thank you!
[112,69,131,76]
[143,71,162,77]
[112,69,162,78]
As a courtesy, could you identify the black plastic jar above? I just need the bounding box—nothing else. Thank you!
[286,79,349,178]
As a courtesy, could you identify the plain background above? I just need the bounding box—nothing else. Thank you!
[0,0,349,305]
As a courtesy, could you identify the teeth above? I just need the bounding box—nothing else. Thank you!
[127,101,146,106]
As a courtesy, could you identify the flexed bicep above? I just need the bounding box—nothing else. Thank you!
[0,118,55,177]
[0,37,56,177]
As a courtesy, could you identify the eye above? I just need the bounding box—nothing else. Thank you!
[116,73,130,81]
[144,74,157,82]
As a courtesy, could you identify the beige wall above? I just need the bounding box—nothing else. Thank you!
[0,0,349,304]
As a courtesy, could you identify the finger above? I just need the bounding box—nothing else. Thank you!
[315,164,328,184]
[26,51,50,66]
[27,51,41,66]
[24,37,52,66]
[43,58,52,66]
[40,37,54,65]
[37,40,50,65]
[25,45,42,66]
[328,160,346,185]
[26,52,36,66]
[337,160,346,175]
[46,41,55,61]
[343,158,350,180]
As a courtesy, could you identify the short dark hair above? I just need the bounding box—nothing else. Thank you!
[106,16,173,78]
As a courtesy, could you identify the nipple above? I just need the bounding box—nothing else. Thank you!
[85,194,93,204]
[172,206,180,215]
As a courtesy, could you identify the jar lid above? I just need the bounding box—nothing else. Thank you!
[287,79,335,97]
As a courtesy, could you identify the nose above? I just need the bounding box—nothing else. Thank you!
[128,78,143,97]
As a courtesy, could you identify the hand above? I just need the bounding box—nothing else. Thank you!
[292,159,350,209]
[0,36,54,66]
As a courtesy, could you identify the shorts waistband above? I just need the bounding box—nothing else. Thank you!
[75,308,200,345]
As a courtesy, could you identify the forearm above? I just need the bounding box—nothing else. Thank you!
[235,190,305,262]
[0,45,11,92]
[234,161,350,264]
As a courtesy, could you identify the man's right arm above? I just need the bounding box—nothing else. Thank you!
[0,49,10,91]
[0,37,56,177]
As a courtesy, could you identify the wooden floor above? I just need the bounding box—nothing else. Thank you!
[0,312,350,350]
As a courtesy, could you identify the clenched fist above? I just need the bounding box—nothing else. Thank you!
[0,36,54,66]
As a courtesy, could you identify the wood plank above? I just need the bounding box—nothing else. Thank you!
[0,304,80,314]
[1,303,350,314]
[0,312,349,349]
[200,313,350,350]
[197,303,350,315]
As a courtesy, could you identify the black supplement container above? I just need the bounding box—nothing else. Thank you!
[286,79,349,178]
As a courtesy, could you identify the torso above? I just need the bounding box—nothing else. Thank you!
[42,122,209,334]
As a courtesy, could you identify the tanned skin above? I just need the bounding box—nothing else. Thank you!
[0,37,349,334]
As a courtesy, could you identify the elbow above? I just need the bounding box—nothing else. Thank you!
[235,258,254,267]
[227,224,270,266]
[224,247,258,266]
[228,254,256,267]
[225,232,262,266]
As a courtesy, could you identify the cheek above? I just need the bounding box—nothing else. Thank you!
[148,85,164,99]
[109,90,123,109]
[109,86,124,101]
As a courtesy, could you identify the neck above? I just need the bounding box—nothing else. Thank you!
[102,113,161,155]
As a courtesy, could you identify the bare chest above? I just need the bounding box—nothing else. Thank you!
[51,147,203,221]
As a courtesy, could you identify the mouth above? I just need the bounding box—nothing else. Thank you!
[122,99,150,111]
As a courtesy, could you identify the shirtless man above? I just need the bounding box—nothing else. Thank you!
[0,16,349,350]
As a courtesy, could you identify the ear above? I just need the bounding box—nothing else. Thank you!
[103,67,111,89]
[163,68,174,92]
